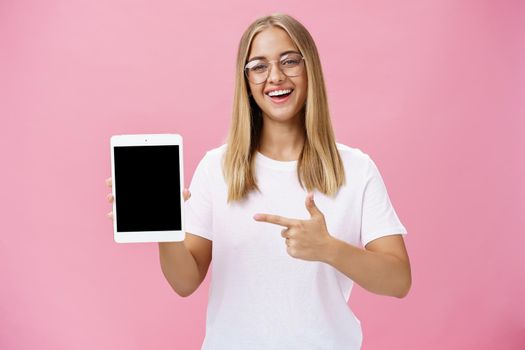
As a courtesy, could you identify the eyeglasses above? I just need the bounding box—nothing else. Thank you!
[244,52,305,85]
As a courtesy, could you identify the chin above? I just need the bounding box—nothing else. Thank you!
[264,111,301,122]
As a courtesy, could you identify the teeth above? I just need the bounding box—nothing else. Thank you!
[267,89,292,97]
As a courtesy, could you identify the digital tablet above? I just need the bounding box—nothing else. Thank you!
[110,134,185,243]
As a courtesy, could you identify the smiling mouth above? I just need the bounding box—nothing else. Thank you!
[266,89,294,103]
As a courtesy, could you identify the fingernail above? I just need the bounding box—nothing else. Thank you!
[253,214,261,220]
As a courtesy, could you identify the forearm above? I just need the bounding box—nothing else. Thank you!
[158,240,201,297]
[321,237,411,298]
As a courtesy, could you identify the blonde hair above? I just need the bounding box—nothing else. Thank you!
[223,13,345,202]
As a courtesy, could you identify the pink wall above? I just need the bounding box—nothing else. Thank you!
[2,0,524,349]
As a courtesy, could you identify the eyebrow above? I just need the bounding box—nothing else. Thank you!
[247,50,301,62]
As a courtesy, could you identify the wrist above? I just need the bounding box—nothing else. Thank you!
[319,235,340,265]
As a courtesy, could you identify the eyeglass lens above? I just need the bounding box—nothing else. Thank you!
[245,53,304,84]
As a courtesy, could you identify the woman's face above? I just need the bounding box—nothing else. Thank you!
[246,26,308,124]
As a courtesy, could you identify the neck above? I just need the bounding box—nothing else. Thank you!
[258,114,305,161]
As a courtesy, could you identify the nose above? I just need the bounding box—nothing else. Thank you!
[266,61,286,84]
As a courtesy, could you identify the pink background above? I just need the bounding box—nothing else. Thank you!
[2,0,524,349]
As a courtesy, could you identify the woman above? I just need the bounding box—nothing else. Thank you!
[107,13,411,349]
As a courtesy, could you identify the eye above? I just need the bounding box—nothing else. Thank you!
[246,59,268,73]
[251,64,268,72]
[280,53,303,66]
[282,59,300,66]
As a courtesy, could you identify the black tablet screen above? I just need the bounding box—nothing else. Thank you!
[114,145,181,232]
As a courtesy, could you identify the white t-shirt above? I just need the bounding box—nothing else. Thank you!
[185,143,407,350]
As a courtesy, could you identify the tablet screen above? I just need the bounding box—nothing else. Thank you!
[114,145,181,232]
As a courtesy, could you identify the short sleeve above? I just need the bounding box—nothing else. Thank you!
[184,152,213,241]
[360,155,407,247]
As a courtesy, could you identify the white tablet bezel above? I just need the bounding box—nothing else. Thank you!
[110,134,185,243]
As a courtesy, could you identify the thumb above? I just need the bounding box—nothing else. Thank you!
[305,192,322,218]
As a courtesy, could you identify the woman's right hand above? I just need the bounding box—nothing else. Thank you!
[105,177,191,221]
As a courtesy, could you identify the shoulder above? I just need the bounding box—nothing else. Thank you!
[204,143,227,158]
[336,142,372,170]
[198,143,227,169]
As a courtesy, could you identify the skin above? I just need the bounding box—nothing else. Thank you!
[105,26,411,299]
[106,178,209,298]
[249,27,412,298]
[247,26,307,161]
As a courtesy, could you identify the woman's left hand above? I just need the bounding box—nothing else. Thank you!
[253,193,333,262]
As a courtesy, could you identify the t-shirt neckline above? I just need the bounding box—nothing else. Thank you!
[255,151,297,171]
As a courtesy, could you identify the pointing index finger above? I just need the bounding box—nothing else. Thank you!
[253,213,298,228]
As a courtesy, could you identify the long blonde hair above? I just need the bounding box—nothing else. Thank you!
[223,13,345,202]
